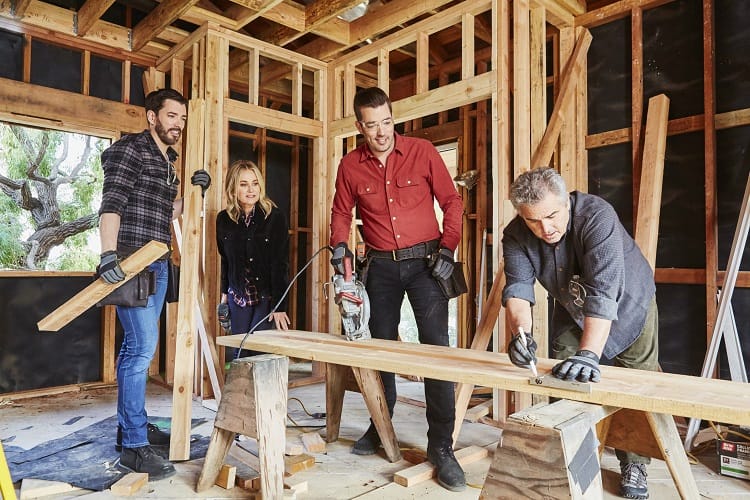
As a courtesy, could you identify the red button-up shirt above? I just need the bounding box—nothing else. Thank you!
[330,134,464,251]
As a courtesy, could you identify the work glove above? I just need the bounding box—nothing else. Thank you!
[98,251,126,284]
[431,247,455,280]
[191,169,211,196]
[508,331,538,369]
[217,303,231,331]
[330,242,353,275]
[552,349,602,383]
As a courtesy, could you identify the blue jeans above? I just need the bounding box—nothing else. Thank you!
[116,260,168,448]
[366,256,456,446]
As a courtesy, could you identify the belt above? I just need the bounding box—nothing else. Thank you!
[367,239,439,261]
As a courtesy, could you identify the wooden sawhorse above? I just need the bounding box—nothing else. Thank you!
[325,364,402,462]
[481,399,699,499]
[197,354,288,498]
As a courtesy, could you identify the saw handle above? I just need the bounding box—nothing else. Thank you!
[344,254,353,281]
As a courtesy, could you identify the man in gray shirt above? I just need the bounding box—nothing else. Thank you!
[502,167,658,500]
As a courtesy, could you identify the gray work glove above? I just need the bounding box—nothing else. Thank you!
[191,169,211,196]
[552,349,602,383]
[98,251,126,284]
[217,303,231,331]
[330,242,353,275]
[431,247,455,280]
[508,332,538,369]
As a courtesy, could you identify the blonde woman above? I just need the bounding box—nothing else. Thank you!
[216,160,290,353]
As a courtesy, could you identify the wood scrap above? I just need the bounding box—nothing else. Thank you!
[393,445,489,487]
[215,464,236,489]
[285,439,305,456]
[465,399,493,422]
[19,478,81,498]
[110,473,148,496]
[300,432,326,453]
[284,454,315,475]
[284,476,308,494]
[401,448,427,465]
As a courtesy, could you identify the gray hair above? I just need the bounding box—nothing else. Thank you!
[509,167,568,209]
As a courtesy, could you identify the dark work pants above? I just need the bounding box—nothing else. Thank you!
[228,297,272,358]
[365,256,456,446]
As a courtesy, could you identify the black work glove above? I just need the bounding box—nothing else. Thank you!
[98,251,126,284]
[217,303,231,331]
[330,242,353,275]
[191,169,211,196]
[431,247,455,280]
[508,331,538,369]
[552,349,602,383]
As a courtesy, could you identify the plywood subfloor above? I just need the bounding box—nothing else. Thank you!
[1,368,748,499]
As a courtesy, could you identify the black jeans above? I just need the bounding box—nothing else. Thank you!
[366,256,456,446]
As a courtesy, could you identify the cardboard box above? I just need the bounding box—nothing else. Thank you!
[717,438,750,480]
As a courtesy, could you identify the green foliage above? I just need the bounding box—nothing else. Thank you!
[0,122,109,271]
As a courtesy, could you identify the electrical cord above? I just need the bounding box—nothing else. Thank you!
[235,245,333,358]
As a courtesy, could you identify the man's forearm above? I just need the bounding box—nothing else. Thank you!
[579,316,612,356]
[506,297,533,335]
[99,212,121,253]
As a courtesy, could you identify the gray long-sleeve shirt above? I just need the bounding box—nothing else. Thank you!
[502,191,655,358]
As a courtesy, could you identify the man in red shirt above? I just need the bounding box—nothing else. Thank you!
[329,87,465,492]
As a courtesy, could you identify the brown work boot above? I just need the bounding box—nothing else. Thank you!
[427,442,466,492]
[351,424,381,455]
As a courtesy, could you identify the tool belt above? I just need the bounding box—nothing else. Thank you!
[367,239,439,261]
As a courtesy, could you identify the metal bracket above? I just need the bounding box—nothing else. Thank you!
[529,375,592,394]
[73,12,78,35]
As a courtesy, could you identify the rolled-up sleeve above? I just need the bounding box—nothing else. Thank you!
[502,224,537,306]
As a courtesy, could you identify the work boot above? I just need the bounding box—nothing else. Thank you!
[351,424,381,455]
[116,423,171,452]
[119,445,176,480]
[620,463,648,499]
[427,442,466,492]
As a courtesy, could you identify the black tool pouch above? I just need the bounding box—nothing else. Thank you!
[165,260,180,303]
[95,269,156,307]
[436,262,469,299]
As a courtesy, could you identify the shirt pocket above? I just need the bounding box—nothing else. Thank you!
[395,175,429,209]
[356,182,385,214]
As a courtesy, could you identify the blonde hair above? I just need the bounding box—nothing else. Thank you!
[224,160,277,223]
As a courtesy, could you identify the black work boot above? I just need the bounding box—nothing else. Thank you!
[116,423,171,452]
[351,424,382,455]
[427,442,466,492]
[620,462,648,499]
[119,445,176,480]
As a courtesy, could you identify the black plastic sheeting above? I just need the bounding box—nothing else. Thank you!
[586,1,750,376]
[3,416,209,491]
[0,276,101,393]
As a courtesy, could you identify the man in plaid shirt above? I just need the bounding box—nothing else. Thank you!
[98,88,210,479]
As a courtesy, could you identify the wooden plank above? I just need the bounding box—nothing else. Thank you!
[216,330,750,426]
[464,399,492,422]
[224,98,322,138]
[631,8,644,221]
[37,241,167,331]
[393,445,488,487]
[19,478,80,498]
[284,454,315,475]
[634,94,669,270]
[169,99,205,461]
[351,367,401,462]
[415,31,429,94]
[0,76,144,135]
[110,473,148,496]
[530,28,592,169]
[645,412,700,499]
[299,432,326,454]
[513,0,531,172]
[215,464,236,489]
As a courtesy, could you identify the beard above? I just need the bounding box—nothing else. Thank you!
[154,118,181,145]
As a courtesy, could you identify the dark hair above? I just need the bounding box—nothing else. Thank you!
[509,167,568,209]
[144,88,187,114]
[353,87,392,121]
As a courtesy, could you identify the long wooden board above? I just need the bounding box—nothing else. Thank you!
[217,330,750,426]
[37,240,168,332]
